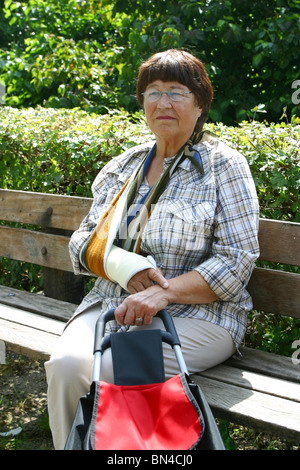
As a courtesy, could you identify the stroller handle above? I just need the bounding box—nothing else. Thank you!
[92,309,189,382]
[94,309,181,355]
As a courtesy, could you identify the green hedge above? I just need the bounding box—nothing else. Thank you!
[0,106,150,196]
[1,106,299,221]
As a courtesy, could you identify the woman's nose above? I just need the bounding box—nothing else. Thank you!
[157,93,173,107]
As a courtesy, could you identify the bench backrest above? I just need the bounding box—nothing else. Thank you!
[0,189,299,318]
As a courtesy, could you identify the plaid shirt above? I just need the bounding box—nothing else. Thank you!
[69,134,260,348]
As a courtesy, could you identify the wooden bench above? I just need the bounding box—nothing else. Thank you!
[0,188,299,443]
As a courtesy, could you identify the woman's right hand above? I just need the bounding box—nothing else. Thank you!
[127,267,168,294]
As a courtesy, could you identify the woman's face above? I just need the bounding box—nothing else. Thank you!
[143,80,202,144]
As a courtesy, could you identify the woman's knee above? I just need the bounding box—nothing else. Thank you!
[46,351,93,392]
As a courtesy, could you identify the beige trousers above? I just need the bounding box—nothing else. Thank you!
[45,304,235,450]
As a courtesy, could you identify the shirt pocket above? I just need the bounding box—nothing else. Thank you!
[145,200,215,255]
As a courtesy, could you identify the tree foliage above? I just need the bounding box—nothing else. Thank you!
[0,0,299,124]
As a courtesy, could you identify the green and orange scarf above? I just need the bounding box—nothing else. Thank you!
[80,131,204,286]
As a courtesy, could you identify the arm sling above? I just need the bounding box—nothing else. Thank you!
[80,132,204,291]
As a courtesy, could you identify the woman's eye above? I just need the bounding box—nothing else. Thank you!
[149,92,161,98]
[170,92,183,99]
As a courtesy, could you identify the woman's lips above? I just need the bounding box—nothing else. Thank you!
[156,115,175,120]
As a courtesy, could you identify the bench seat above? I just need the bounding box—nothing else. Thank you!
[0,302,65,360]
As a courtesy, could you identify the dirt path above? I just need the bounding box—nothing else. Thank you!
[0,352,53,450]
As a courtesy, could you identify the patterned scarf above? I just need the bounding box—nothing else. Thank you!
[81,130,204,280]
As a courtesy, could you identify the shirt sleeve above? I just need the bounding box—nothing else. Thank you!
[195,149,260,301]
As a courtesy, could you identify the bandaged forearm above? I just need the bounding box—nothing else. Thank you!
[105,245,157,291]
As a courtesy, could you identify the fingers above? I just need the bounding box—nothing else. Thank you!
[148,268,169,289]
[114,300,153,326]
[127,268,168,294]
[114,302,127,325]
[114,284,169,327]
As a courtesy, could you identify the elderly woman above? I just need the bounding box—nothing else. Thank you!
[45,49,260,449]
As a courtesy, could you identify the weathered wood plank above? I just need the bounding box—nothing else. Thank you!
[0,321,57,360]
[0,317,63,361]
[198,364,300,402]
[226,346,300,383]
[0,304,66,335]
[0,226,73,271]
[0,286,77,321]
[258,218,300,266]
[0,189,92,231]
[191,375,300,441]
[248,267,300,318]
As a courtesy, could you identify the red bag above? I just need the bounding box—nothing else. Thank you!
[93,373,203,450]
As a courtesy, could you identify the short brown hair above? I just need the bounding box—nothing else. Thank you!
[136,49,214,132]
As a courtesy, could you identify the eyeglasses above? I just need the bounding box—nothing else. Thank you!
[141,90,192,103]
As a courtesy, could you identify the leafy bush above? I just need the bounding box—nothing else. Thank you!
[209,117,300,222]
[0,106,151,196]
[246,312,300,357]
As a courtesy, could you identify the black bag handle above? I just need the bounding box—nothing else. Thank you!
[93,308,181,355]
[92,309,188,382]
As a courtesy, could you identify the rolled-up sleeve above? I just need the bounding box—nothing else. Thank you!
[195,150,260,301]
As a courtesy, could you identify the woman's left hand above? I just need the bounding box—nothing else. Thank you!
[115,284,169,327]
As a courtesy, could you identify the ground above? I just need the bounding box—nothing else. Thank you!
[0,351,53,450]
[0,351,299,451]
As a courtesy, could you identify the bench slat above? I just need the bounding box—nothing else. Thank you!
[0,316,62,360]
[258,218,300,266]
[191,375,300,441]
[1,226,299,318]
[0,286,76,322]
[226,346,300,383]
[1,189,300,266]
[0,189,92,231]
[0,303,66,335]
[248,267,300,318]
[198,364,300,402]
[0,226,73,271]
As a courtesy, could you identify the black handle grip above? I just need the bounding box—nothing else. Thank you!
[93,308,181,354]
[156,310,181,347]
[94,308,115,354]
